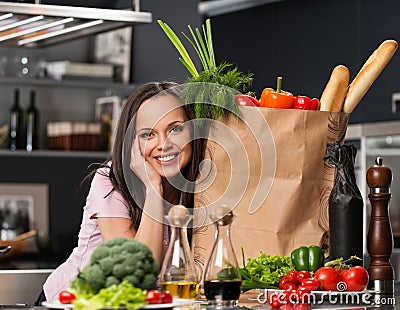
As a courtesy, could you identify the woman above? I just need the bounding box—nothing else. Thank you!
[37,81,206,303]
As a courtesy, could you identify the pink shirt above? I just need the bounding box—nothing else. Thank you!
[43,167,130,301]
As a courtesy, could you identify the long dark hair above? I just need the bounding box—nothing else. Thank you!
[92,81,206,231]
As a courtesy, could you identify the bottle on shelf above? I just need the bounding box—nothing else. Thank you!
[26,89,39,151]
[9,88,24,151]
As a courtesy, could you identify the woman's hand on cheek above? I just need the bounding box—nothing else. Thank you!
[130,136,161,192]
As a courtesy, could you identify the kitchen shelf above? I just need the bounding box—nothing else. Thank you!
[366,148,400,156]
[0,77,137,91]
[0,149,110,158]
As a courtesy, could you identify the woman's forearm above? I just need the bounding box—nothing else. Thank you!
[135,188,165,265]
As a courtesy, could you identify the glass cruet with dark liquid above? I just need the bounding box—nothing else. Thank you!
[159,205,199,299]
[203,206,242,306]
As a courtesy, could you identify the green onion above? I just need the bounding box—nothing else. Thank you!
[158,18,254,120]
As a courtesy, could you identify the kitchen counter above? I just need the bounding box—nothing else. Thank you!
[2,283,400,309]
[0,269,53,306]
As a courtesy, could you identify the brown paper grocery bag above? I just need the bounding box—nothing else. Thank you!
[192,106,348,273]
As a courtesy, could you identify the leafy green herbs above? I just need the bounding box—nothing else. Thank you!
[240,249,294,291]
[158,19,253,120]
[73,280,147,310]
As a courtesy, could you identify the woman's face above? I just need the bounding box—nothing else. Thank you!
[135,94,193,178]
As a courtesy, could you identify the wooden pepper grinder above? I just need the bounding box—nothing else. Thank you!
[366,156,394,294]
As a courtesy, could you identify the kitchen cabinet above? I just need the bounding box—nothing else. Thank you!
[344,121,400,248]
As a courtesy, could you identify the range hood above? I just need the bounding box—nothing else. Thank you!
[0,1,152,48]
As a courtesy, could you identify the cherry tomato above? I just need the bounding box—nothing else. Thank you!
[310,98,320,110]
[295,287,311,304]
[296,271,311,282]
[161,290,173,304]
[286,269,299,284]
[284,288,297,304]
[145,290,162,304]
[279,275,296,290]
[235,94,260,107]
[314,267,341,291]
[281,282,298,291]
[281,304,295,310]
[340,266,369,291]
[59,290,76,304]
[267,291,284,308]
[299,278,320,291]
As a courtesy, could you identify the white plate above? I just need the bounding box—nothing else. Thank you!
[42,298,195,309]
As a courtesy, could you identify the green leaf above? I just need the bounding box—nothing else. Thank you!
[182,28,208,72]
[205,19,216,68]
[157,20,199,77]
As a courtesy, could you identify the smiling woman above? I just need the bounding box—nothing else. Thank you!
[135,95,193,180]
[35,82,207,305]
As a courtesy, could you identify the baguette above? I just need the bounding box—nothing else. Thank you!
[320,65,350,112]
[343,39,398,113]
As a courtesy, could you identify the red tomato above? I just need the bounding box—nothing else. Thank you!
[296,271,311,282]
[281,282,298,291]
[284,288,297,304]
[267,291,284,308]
[281,304,295,310]
[286,269,299,284]
[299,278,320,291]
[295,287,311,304]
[235,94,260,107]
[340,266,369,291]
[279,275,295,290]
[310,98,320,110]
[145,290,162,304]
[161,290,173,304]
[314,267,341,291]
[59,290,76,304]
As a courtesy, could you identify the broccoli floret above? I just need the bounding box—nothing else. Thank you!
[90,245,110,264]
[142,274,157,290]
[81,264,106,293]
[72,237,159,294]
[105,275,120,287]
[133,268,145,279]
[98,256,115,275]
[112,264,129,279]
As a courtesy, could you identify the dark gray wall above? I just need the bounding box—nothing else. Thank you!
[132,0,202,83]
[208,0,400,124]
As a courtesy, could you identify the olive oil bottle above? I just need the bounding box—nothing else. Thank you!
[159,205,199,299]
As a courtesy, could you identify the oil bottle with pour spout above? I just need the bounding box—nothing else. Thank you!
[159,205,200,299]
[203,206,242,307]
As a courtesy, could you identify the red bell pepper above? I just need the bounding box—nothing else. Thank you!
[293,96,320,110]
[260,77,294,109]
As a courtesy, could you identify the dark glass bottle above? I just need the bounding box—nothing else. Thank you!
[9,89,24,151]
[26,89,39,151]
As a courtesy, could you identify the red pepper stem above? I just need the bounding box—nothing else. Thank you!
[276,76,282,93]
